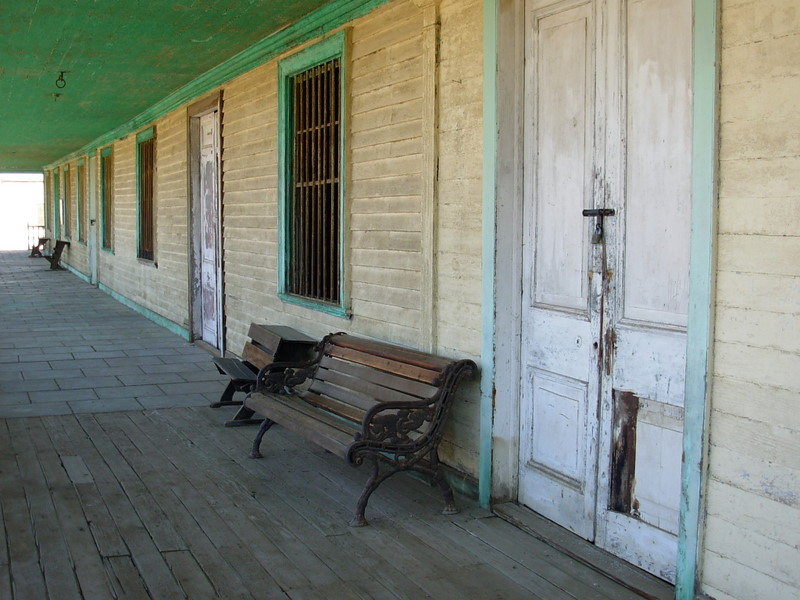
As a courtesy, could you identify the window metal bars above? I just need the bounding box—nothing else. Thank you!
[63,168,72,239]
[102,154,113,250]
[288,59,340,304]
[138,138,155,260]
[78,164,87,243]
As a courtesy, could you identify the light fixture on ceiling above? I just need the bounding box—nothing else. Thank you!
[55,71,67,89]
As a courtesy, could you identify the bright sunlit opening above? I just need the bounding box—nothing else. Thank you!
[0,173,45,251]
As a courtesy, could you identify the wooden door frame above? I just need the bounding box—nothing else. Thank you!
[187,91,224,354]
[482,0,718,595]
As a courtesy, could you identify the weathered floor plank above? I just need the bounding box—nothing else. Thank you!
[0,406,673,599]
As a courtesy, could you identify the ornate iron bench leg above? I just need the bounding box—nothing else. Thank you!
[430,449,459,515]
[249,418,275,459]
[350,456,382,527]
[210,380,238,408]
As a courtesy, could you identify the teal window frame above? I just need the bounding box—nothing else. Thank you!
[277,31,347,317]
[62,165,71,240]
[100,147,114,252]
[76,158,86,244]
[136,127,156,261]
[52,169,60,239]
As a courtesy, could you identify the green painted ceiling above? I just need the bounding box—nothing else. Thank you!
[0,0,332,172]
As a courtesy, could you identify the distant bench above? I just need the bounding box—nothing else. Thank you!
[244,332,477,526]
[210,324,316,426]
[30,237,49,258]
[45,240,70,270]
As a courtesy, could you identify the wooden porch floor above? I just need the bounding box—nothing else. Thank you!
[0,404,673,600]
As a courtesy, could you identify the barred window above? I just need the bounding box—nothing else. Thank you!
[137,129,155,261]
[63,166,72,239]
[101,148,114,250]
[77,161,87,243]
[52,169,60,238]
[279,33,345,313]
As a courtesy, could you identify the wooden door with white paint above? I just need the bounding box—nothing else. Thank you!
[519,0,691,582]
[198,111,222,349]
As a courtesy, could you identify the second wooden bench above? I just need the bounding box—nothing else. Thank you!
[210,323,316,425]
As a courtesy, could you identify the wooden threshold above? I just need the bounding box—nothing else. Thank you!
[493,502,675,600]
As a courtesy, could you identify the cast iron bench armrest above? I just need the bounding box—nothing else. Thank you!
[252,353,323,394]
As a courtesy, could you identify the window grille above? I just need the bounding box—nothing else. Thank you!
[138,137,155,260]
[77,163,86,243]
[101,151,114,250]
[287,58,340,304]
[63,167,72,239]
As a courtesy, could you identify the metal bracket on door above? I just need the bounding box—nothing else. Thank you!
[582,208,615,244]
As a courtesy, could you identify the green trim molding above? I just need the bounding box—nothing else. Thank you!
[98,283,190,340]
[479,0,498,510]
[62,262,92,285]
[44,0,390,170]
[675,0,719,597]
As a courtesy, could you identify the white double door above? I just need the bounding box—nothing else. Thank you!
[518,0,691,582]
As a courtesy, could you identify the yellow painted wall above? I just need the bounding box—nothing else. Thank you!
[93,108,191,332]
[702,1,800,598]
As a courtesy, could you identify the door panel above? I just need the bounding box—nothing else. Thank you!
[622,0,691,328]
[532,5,593,312]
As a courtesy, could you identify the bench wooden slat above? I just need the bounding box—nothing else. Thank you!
[316,355,438,399]
[329,335,454,372]
[246,393,355,459]
[241,342,274,370]
[305,382,380,418]
[311,367,430,408]
[248,324,315,351]
[300,391,366,424]
[212,357,257,382]
[325,345,441,385]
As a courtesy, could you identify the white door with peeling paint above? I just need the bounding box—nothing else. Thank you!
[199,111,222,349]
[519,0,691,582]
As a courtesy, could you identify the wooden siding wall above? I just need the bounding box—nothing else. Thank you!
[703,1,800,599]
[94,110,190,331]
[221,0,484,476]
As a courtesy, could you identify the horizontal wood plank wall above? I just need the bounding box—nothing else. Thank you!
[221,0,483,479]
[94,109,190,333]
[221,61,278,345]
[703,1,800,599]
[435,0,483,477]
[349,0,424,344]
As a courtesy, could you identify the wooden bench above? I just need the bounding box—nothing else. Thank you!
[244,332,478,526]
[45,240,70,270]
[29,237,49,258]
[210,324,316,426]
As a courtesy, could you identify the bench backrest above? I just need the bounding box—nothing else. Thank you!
[306,333,477,432]
[242,323,316,370]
